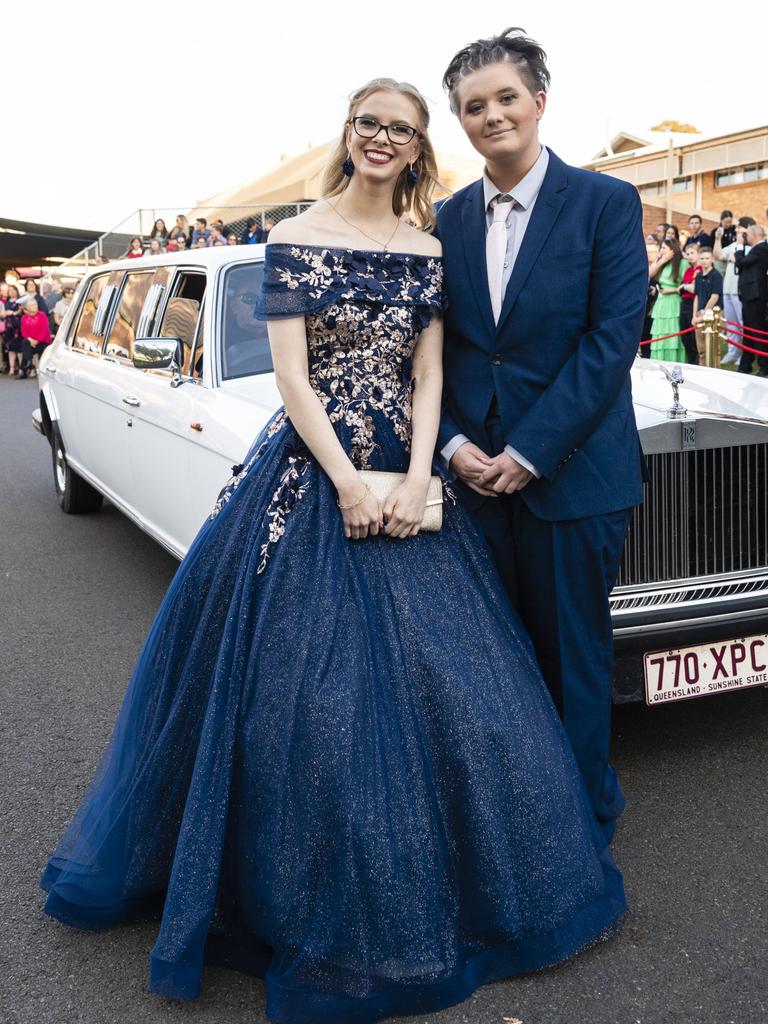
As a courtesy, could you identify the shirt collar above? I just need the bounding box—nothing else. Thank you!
[482,146,550,212]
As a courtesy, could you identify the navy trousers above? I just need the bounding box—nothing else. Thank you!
[471,413,632,844]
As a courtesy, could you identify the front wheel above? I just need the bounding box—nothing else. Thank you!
[51,426,104,514]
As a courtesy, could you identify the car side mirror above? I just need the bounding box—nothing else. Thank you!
[134,337,185,388]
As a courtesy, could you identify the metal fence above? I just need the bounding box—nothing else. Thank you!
[52,203,314,284]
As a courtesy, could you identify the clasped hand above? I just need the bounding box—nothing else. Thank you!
[450,442,533,496]
[339,479,427,540]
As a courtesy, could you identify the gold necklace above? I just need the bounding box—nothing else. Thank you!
[327,199,400,252]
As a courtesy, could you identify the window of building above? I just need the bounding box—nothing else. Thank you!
[672,176,692,192]
[637,181,663,198]
[715,162,768,187]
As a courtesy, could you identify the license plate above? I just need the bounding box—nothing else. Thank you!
[644,633,768,705]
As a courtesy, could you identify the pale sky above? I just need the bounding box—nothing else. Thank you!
[10,1,766,232]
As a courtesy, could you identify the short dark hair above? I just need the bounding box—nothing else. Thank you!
[688,214,702,223]
[738,215,756,228]
[196,217,207,227]
[443,27,550,114]
[698,246,713,255]
[720,210,733,220]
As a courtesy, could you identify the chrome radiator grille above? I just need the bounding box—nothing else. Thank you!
[617,443,768,587]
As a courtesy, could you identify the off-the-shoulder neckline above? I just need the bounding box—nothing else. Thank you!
[265,242,442,262]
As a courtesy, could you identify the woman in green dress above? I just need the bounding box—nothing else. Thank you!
[649,238,689,361]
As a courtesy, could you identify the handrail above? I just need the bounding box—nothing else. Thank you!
[54,202,314,281]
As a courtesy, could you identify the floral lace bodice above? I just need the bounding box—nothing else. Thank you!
[209,243,447,572]
[254,243,445,468]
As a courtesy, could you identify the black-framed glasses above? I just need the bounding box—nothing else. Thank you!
[350,116,420,145]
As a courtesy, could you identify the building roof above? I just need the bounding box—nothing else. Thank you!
[591,131,655,160]
[196,143,336,217]
[586,123,768,170]
[0,217,103,274]
[194,142,484,222]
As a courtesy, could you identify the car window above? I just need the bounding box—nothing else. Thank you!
[221,263,271,380]
[158,271,206,376]
[136,267,173,339]
[191,298,205,379]
[70,274,109,353]
[105,271,155,360]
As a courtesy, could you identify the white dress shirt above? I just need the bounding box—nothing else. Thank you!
[441,146,550,476]
[720,241,751,295]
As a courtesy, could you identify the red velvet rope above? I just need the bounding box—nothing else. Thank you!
[638,315,768,359]
[724,318,768,338]
[638,325,697,347]
[719,336,768,357]
[723,324,768,345]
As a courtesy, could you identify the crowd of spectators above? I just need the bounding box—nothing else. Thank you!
[643,210,768,374]
[5,204,767,380]
[0,276,75,379]
[0,210,278,380]
[125,214,275,258]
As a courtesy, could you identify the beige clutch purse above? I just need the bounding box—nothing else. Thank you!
[359,471,444,532]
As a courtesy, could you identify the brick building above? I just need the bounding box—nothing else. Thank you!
[584,125,768,236]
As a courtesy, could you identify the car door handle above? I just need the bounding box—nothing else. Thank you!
[45,366,57,374]
[122,396,141,407]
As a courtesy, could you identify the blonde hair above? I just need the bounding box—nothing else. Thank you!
[322,78,440,231]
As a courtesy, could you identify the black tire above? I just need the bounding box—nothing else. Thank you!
[51,426,104,514]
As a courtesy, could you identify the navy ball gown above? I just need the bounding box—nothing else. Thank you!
[41,243,626,1024]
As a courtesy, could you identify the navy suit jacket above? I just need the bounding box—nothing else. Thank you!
[437,148,648,522]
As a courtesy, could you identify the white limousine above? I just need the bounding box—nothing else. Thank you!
[34,247,768,703]
[34,247,280,556]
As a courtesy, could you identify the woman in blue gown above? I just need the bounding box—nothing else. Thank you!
[41,79,627,1023]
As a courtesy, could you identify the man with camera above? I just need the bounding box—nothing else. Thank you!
[714,215,755,365]
[735,223,768,376]
[713,210,734,274]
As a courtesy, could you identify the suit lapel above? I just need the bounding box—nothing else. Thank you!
[496,151,569,332]
[460,181,496,340]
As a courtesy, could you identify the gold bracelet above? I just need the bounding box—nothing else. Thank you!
[337,484,369,510]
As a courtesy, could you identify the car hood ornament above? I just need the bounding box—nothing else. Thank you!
[660,364,687,419]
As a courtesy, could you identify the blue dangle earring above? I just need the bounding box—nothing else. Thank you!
[342,152,355,177]
[408,161,419,185]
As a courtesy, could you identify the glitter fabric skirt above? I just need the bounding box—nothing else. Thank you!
[41,407,626,1024]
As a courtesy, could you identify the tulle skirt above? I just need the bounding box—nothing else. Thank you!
[42,408,626,1023]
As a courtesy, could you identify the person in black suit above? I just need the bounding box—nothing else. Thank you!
[735,224,768,376]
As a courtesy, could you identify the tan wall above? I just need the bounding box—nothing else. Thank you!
[700,172,768,224]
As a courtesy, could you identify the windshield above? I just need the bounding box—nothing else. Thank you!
[221,263,272,380]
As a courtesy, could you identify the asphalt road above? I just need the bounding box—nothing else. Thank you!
[1,376,767,1024]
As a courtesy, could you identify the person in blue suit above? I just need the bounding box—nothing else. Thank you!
[437,28,648,844]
